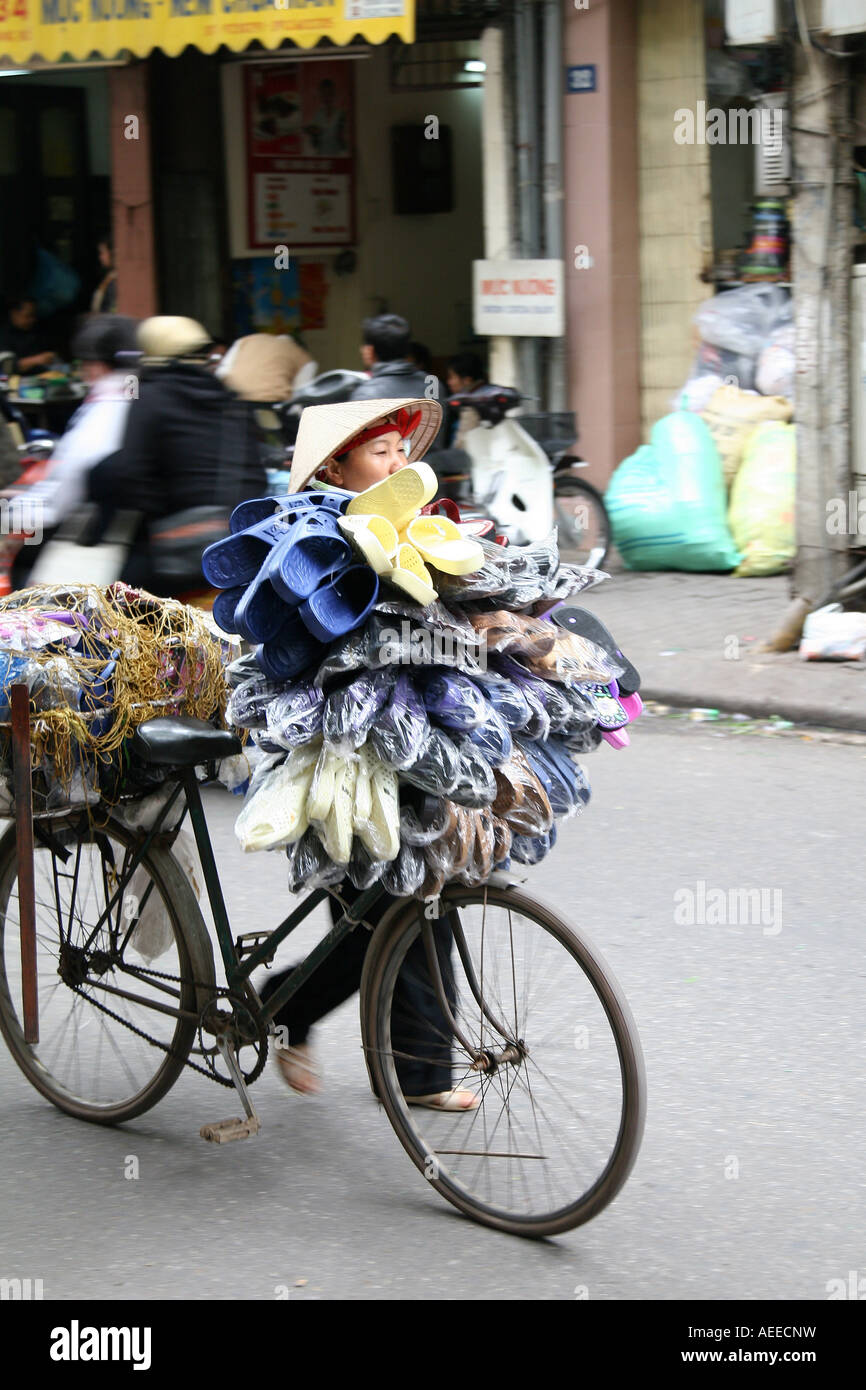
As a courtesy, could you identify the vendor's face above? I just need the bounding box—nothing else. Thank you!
[324,429,407,492]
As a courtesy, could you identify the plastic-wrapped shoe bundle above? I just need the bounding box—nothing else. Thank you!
[286,828,347,893]
[449,735,498,809]
[494,653,573,733]
[421,670,488,731]
[369,672,430,771]
[464,704,513,766]
[472,669,532,731]
[322,669,393,751]
[518,736,589,818]
[227,672,287,730]
[399,726,460,796]
[265,681,325,749]
[511,823,558,866]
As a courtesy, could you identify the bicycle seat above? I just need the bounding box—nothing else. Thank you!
[131,717,242,767]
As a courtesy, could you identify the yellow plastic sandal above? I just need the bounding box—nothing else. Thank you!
[346,462,438,532]
[404,515,484,576]
[384,542,438,607]
[338,513,399,575]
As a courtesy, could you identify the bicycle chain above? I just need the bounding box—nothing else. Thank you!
[69,965,267,1088]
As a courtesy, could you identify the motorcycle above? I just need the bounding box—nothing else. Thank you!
[441,385,610,566]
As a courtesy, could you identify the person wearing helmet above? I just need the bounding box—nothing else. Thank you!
[89,316,267,593]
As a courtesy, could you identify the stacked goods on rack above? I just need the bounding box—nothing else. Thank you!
[0,583,230,815]
[213,458,642,901]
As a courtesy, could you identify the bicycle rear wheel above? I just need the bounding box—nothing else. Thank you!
[0,814,214,1123]
[361,882,645,1238]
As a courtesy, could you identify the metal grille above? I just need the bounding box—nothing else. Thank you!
[390,37,486,91]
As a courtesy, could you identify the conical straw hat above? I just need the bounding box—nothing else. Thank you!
[288,397,442,494]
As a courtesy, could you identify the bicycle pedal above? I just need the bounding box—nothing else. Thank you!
[199,1115,261,1144]
[235,931,278,966]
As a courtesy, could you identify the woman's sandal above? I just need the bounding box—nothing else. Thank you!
[273,1043,322,1096]
[406,1087,481,1112]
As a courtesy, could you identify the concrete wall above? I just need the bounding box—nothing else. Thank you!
[222,46,484,372]
[637,0,712,432]
[562,0,642,487]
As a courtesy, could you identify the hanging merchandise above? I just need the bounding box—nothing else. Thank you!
[216,412,643,900]
[0,583,231,816]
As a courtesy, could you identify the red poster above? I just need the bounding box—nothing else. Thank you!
[244,62,356,250]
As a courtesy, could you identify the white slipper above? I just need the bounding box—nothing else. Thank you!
[319,756,356,865]
[338,513,399,575]
[234,756,314,851]
[353,742,375,833]
[346,462,438,532]
[306,744,342,823]
[357,756,400,861]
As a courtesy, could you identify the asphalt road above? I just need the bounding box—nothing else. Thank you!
[2,716,864,1301]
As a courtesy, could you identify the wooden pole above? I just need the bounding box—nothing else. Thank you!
[11,684,38,1044]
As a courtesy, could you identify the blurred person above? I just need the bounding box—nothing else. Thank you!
[351,314,445,449]
[90,236,117,315]
[445,350,487,448]
[216,332,313,402]
[406,340,433,374]
[89,316,266,593]
[0,297,57,375]
[20,315,139,532]
[0,416,19,488]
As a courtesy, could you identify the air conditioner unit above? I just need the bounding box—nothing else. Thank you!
[754,93,791,194]
[725,0,779,44]
[725,0,825,43]
[824,0,866,35]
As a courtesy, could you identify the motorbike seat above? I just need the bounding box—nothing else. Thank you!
[448,384,521,425]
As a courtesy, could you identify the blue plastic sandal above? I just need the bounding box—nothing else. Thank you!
[203,507,309,589]
[299,565,379,643]
[256,610,326,684]
[229,490,352,536]
[212,585,245,634]
[232,543,295,644]
[268,510,352,606]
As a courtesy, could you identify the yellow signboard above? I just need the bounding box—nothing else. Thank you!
[0,0,414,66]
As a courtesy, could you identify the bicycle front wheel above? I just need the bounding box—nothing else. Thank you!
[361,883,646,1238]
[554,475,611,568]
[0,815,213,1124]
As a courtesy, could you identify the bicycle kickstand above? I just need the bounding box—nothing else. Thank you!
[199,1036,262,1145]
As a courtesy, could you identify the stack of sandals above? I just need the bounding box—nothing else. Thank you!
[220,465,642,899]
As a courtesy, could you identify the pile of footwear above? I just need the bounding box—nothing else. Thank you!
[215,464,642,899]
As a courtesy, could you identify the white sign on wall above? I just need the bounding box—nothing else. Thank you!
[473,259,565,337]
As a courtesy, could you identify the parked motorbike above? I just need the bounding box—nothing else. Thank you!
[442,385,610,566]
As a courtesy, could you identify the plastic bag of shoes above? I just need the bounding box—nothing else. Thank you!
[265,681,325,750]
[449,736,498,809]
[464,703,513,766]
[422,671,488,732]
[399,792,458,846]
[323,669,394,752]
[227,672,286,730]
[399,727,461,797]
[369,672,430,771]
[510,823,557,866]
[286,828,345,894]
[346,838,387,891]
[381,840,427,898]
[473,670,532,732]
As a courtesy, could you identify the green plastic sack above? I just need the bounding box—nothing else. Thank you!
[728,421,796,576]
[605,412,741,571]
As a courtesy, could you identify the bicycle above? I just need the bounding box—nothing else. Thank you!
[0,712,646,1239]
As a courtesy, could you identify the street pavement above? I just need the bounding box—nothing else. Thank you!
[589,565,866,731]
[2,716,864,1301]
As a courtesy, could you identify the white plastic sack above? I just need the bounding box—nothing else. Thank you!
[799,604,866,661]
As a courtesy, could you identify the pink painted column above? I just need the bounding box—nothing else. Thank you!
[562,0,641,488]
[109,63,158,319]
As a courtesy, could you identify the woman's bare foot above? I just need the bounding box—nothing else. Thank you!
[274,1043,321,1095]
